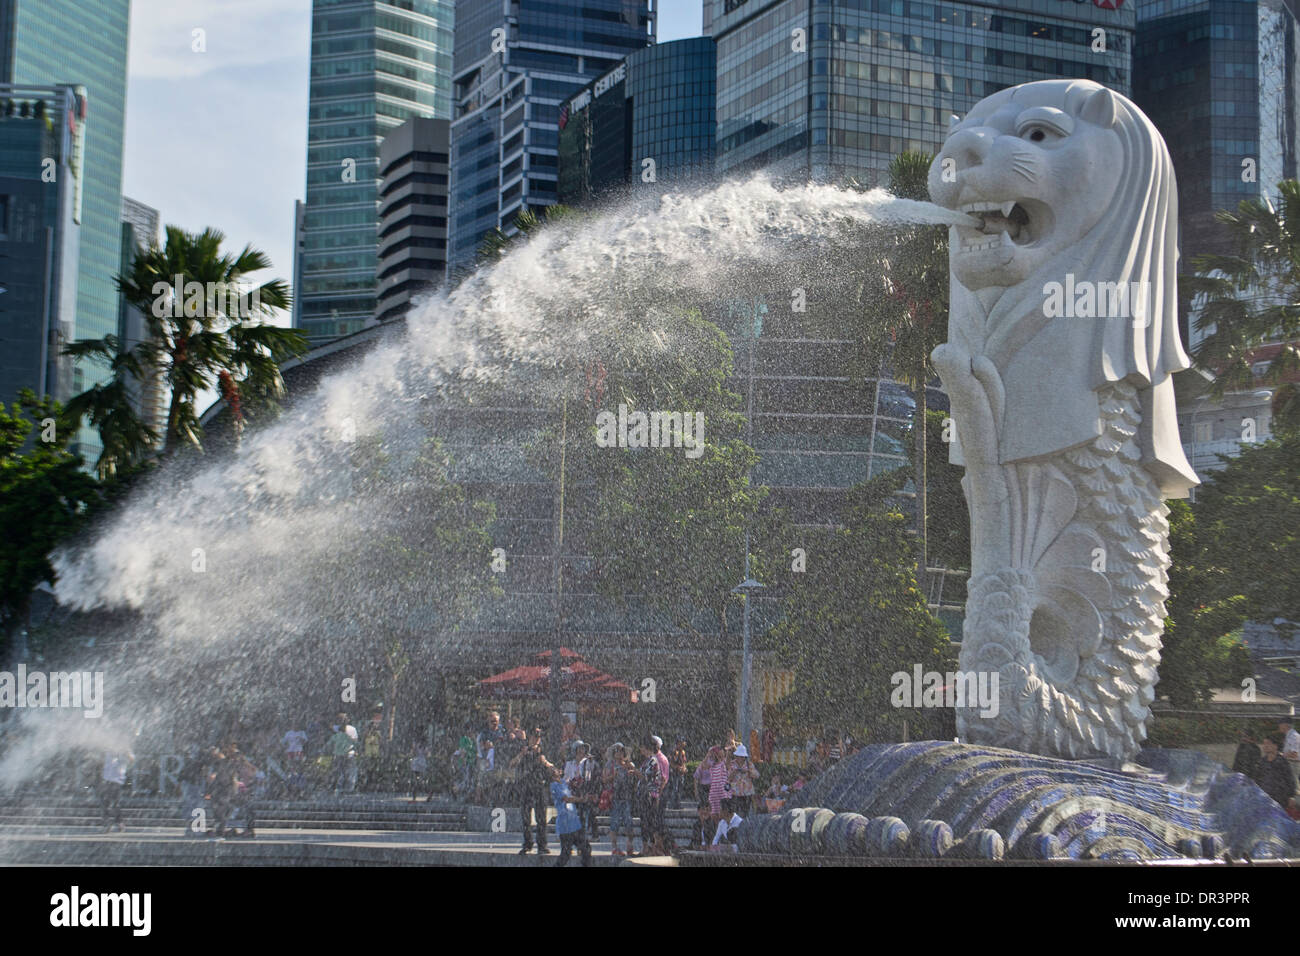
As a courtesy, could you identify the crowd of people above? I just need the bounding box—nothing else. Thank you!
[98,711,1300,851]
[452,711,860,865]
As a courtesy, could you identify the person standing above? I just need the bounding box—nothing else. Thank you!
[550,768,592,867]
[511,727,553,855]
[1253,735,1296,808]
[668,738,688,811]
[638,735,670,855]
[604,743,637,857]
[178,746,208,838]
[728,744,759,817]
[99,749,133,833]
[1279,719,1300,783]
[362,710,384,790]
[476,711,506,803]
[497,719,525,808]
[329,720,358,794]
[570,741,599,840]
[1232,729,1261,778]
[227,744,258,838]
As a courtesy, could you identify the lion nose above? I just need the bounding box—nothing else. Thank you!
[941,127,995,171]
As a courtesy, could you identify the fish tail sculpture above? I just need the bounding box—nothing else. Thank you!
[927,80,1199,760]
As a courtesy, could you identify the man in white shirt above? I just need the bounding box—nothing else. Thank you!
[1279,719,1300,783]
[711,798,744,852]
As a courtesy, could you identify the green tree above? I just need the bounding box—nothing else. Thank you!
[580,310,781,630]
[771,469,954,743]
[856,151,950,571]
[476,205,579,263]
[63,225,307,476]
[1194,434,1300,623]
[0,391,103,657]
[916,408,970,571]
[1158,499,1252,706]
[1184,180,1300,401]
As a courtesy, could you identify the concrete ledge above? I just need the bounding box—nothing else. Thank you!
[0,830,623,867]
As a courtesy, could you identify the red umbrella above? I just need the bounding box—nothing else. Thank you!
[478,648,633,703]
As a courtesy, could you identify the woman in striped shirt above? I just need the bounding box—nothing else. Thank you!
[704,746,728,820]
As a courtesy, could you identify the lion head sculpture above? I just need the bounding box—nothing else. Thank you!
[928,79,1197,498]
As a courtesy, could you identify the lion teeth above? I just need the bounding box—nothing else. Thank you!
[1000,230,1014,249]
[1000,201,1015,218]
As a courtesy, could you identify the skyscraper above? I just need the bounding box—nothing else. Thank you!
[298,0,455,346]
[376,116,450,322]
[447,0,655,271]
[0,84,83,407]
[118,196,166,439]
[0,0,130,458]
[557,37,717,204]
[712,0,1133,180]
[1134,0,1298,261]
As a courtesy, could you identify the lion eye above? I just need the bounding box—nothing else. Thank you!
[1017,120,1066,143]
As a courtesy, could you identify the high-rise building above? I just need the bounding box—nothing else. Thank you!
[290,199,306,331]
[1134,0,1298,262]
[712,0,1133,180]
[298,0,455,346]
[118,196,167,439]
[376,116,450,322]
[0,0,130,458]
[0,84,83,407]
[557,37,717,204]
[447,0,656,271]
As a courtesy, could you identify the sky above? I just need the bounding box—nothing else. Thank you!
[121,0,707,303]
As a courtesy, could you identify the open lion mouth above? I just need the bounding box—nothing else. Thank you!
[954,200,1036,253]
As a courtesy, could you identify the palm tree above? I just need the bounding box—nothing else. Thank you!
[1184,181,1300,408]
[476,205,579,263]
[63,225,307,476]
[857,151,950,571]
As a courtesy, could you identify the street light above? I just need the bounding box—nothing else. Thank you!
[732,562,764,751]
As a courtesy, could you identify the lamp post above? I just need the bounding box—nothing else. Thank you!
[732,555,764,751]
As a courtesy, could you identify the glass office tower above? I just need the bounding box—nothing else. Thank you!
[299,0,455,346]
[712,0,1133,180]
[1135,0,1299,261]
[447,0,655,271]
[0,0,130,459]
[0,85,82,408]
[557,37,717,203]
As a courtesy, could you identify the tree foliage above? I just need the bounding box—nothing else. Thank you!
[1184,180,1300,401]
[0,392,103,655]
[1192,435,1300,623]
[64,225,307,476]
[1158,499,1252,706]
[770,469,953,742]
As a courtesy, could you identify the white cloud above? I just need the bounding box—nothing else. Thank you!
[127,0,311,80]
[123,0,310,307]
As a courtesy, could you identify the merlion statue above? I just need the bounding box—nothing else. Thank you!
[927,79,1199,760]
